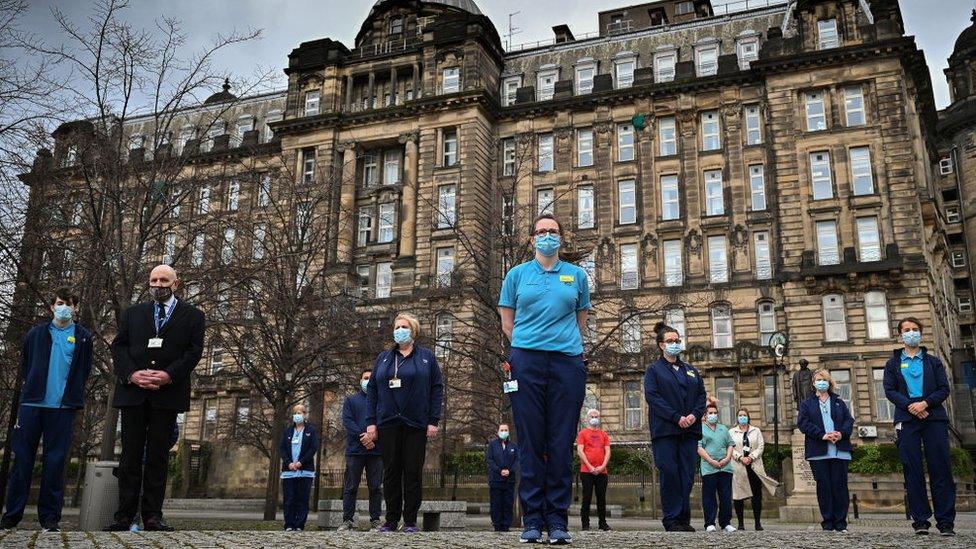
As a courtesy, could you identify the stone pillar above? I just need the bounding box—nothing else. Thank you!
[345,74,354,111]
[336,142,358,263]
[390,67,398,105]
[398,131,419,257]
[779,429,821,523]
[412,63,420,99]
[367,72,375,109]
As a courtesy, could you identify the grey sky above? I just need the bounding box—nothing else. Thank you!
[18,0,976,109]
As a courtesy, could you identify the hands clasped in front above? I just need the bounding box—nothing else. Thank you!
[907,400,929,419]
[363,424,439,444]
[677,414,697,429]
[129,369,172,390]
[821,431,843,443]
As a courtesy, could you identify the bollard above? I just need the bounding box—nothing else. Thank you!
[851,493,859,519]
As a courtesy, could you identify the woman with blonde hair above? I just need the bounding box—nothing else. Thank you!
[278,404,318,531]
[797,368,854,532]
[365,312,444,533]
[729,407,779,530]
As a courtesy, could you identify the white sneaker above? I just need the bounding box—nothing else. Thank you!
[724,525,737,532]
[706,525,716,532]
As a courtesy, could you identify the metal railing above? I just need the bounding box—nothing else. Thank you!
[352,36,423,60]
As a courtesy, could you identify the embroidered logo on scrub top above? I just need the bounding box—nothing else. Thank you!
[67,336,76,344]
[559,275,575,285]
[686,370,696,377]
[900,363,909,369]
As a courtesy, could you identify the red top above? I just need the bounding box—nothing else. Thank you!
[576,428,611,474]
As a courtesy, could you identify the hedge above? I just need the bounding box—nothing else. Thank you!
[849,443,974,477]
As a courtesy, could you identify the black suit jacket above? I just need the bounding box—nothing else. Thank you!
[112,300,205,412]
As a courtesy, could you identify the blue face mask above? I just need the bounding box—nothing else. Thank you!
[814,380,830,393]
[706,413,719,424]
[588,417,600,427]
[737,416,749,426]
[902,330,921,347]
[498,431,509,440]
[394,327,412,345]
[535,234,561,257]
[664,342,682,357]
[293,413,304,424]
[360,379,369,392]
[53,304,73,322]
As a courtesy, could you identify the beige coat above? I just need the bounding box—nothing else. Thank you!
[729,426,780,500]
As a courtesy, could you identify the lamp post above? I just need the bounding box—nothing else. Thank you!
[768,332,789,479]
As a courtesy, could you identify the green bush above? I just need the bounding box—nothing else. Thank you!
[849,444,975,477]
[762,444,791,476]
[442,450,487,475]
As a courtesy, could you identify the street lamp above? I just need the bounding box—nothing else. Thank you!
[767,331,789,479]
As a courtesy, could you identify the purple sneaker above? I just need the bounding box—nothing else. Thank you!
[403,524,420,533]
[378,523,398,532]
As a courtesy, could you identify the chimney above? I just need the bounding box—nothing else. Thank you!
[552,24,575,44]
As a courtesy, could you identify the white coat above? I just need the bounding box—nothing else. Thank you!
[729,425,780,500]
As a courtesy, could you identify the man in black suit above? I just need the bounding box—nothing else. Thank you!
[105,265,205,531]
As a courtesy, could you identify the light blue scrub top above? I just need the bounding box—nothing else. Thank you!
[280,428,315,479]
[808,399,852,461]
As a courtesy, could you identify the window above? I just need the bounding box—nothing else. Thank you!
[537,188,554,215]
[715,378,735,425]
[302,149,316,184]
[578,186,594,229]
[621,315,641,354]
[501,76,521,107]
[952,250,967,268]
[71,202,83,226]
[754,231,772,280]
[763,375,779,426]
[577,129,594,166]
[708,236,728,283]
[817,220,840,265]
[258,174,271,208]
[252,223,266,260]
[618,124,635,162]
[363,152,378,187]
[356,265,371,297]
[823,294,847,341]
[357,207,373,246]
[663,239,682,286]
[264,110,283,142]
[436,247,455,287]
[225,180,239,211]
[701,111,720,151]
[675,1,694,15]
[537,69,558,101]
[502,138,516,176]
[620,243,639,290]
[442,67,460,93]
[745,105,762,145]
[659,117,677,156]
[202,399,217,439]
[376,262,393,298]
[618,180,636,225]
[435,314,453,360]
[696,44,718,77]
[844,86,866,126]
[737,36,759,69]
[210,347,224,375]
[872,369,893,422]
[961,295,974,313]
[940,156,954,175]
[865,291,889,339]
[538,133,554,171]
[615,59,635,89]
[810,151,833,199]
[623,381,643,430]
[197,185,210,214]
[704,170,724,216]
[442,130,458,166]
[582,253,596,290]
[220,228,235,264]
[805,91,827,131]
[378,203,396,243]
[654,50,676,82]
[661,175,680,220]
[856,217,882,262]
[129,134,145,151]
[235,116,254,147]
[832,369,853,410]
[850,147,874,195]
[818,19,840,50]
[749,165,766,210]
[191,233,205,267]
[665,308,686,350]
[437,185,457,228]
[711,305,733,349]
[163,233,177,265]
[947,206,961,223]
[178,126,194,154]
[304,90,321,116]
[204,121,224,152]
[758,301,777,346]
[502,195,515,236]
[576,64,595,95]
[390,16,403,34]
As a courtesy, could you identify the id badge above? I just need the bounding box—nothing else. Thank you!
[503,380,519,394]
[389,378,402,389]
[148,338,164,349]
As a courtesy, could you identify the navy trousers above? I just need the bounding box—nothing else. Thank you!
[2,406,76,525]
[341,454,383,522]
[701,471,733,529]
[508,348,586,532]
[809,458,849,531]
[651,434,697,530]
[281,476,313,530]
[489,482,515,531]
[897,419,956,531]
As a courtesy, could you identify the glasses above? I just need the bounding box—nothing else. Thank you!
[533,229,560,236]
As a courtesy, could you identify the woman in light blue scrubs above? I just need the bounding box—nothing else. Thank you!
[279,404,319,531]
[797,369,854,532]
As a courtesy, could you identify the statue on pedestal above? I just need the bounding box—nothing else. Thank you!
[791,358,815,413]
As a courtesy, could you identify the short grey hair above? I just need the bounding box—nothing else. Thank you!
[587,408,600,417]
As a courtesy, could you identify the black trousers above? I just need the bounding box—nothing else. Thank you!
[489,482,515,531]
[579,473,608,527]
[115,402,177,523]
[734,465,764,528]
[342,454,384,522]
[282,477,313,530]
[378,425,427,526]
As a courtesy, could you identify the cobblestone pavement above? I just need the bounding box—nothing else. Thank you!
[2,530,975,548]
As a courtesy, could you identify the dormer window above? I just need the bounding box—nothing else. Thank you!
[501,75,521,107]
[695,42,719,77]
[736,35,759,69]
[390,16,403,35]
[442,67,460,94]
[234,116,254,147]
[613,54,636,89]
[654,48,676,83]
[818,19,839,50]
[304,90,320,116]
[264,109,283,142]
[537,66,559,101]
[575,59,596,95]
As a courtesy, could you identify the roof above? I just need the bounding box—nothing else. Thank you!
[370,0,482,17]
[952,9,976,59]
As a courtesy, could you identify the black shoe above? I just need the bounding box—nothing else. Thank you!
[915,526,930,535]
[580,524,590,531]
[680,523,696,532]
[754,524,764,531]
[737,523,745,530]
[598,523,611,531]
[104,520,131,532]
[40,522,60,532]
[0,517,18,530]
[144,519,175,532]
[940,528,956,537]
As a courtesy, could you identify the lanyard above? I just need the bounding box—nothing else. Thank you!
[394,353,404,379]
[155,301,175,334]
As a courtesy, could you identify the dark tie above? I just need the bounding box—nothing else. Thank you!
[156,303,166,332]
